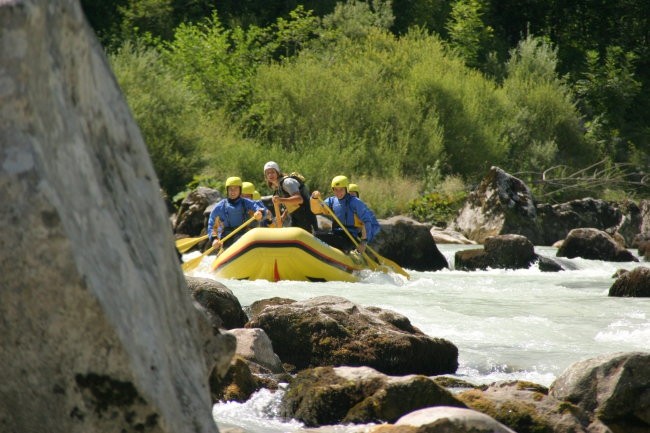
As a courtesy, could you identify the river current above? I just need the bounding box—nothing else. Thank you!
[187,244,650,433]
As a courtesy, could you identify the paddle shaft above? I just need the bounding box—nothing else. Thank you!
[365,244,410,279]
[181,216,256,272]
[273,198,283,228]
[318,200,379,269]
[319,199,409,278]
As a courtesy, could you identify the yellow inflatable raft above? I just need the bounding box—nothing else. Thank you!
[210,227,367,282]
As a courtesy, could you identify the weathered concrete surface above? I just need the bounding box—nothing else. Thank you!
[0,1,219,432]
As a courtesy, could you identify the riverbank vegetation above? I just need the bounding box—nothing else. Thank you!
[83,0,649,220]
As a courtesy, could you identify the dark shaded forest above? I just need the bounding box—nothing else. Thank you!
[81,0,649,218]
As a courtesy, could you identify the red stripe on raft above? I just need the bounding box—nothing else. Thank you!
[273,259,280,282]
[217,238,358,272]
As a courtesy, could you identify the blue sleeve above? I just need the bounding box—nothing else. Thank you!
[351,198,380,242]
[243,198,266,218]
[207,201,223,242]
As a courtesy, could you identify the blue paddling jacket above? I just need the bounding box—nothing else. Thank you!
[207,197,266,242]
[322,194,380,242]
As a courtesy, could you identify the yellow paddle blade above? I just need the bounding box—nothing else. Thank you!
[182,246,215,272]
[367,246,410,279]
[175,234,209,253]
[181,216,256,273]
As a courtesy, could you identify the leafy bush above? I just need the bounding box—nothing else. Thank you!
[408,190,467,226]
[110,42,207,197]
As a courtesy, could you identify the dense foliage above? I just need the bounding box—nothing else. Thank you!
[84,0,648,220]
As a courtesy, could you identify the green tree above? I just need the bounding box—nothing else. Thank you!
[501,36,599,177]
[276,6,320,58]
[110,42,207,196]
[445,0,493,67]
[574,46,641,161]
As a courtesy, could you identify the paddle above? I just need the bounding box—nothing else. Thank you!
[181,216,256,272]
[318,199,410,279]
[365,244,410,279]
[317,199,381,271]
[175,234,209,253]
[273,197,283,228]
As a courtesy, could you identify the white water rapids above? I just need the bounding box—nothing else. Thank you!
[186,245,650,433]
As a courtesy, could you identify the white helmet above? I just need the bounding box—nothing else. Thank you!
[264,161,280,174]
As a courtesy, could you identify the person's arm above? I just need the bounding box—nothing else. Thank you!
[207,203,224,247]
[244,198,265,220]
[272,178,303,210]
[351,199,379,243]
[310,191,324,214]
[207,205,219,242]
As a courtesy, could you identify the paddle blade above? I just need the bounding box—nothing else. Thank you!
[175,234,208,253]
[367,246,409,279]
[181,246,215,272]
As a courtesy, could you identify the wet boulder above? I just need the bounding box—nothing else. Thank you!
[186,276,249,330]
[557,228,638,262]
[455,234,562,271]
[372,406,519,433]
[639,241,650,260]
[225,328,284,374]
[458,380,604,433]
[430,227,477,244]
[246,296,458,375]
[537,198,623,246]
[209,356,260,403]
[375,216,448,271]
[174,187,221,237]
[280,366,465,427]
[211,329,288,404]
[550,352,650,431]
[609,267,650,297]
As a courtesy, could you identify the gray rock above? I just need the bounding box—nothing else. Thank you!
[280,366,465,427]
[430,227,477,244]
[375,216,448,271]
[557,228,638,262]
[0,2,219,432]
[550,352,650,429]
[609,267,650,297]
[226,328,284,374]
[393,406,517,433]
[247,296,458,376]
[175,187,221,237]
[187,276,249,329]
[451,166,542,244]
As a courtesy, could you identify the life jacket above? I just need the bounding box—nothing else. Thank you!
[278,172,318,231]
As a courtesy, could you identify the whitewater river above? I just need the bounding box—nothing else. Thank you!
[187,245,650,433]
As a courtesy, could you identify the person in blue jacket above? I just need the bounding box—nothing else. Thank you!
[207,176,265,250]
[311,175,380,253]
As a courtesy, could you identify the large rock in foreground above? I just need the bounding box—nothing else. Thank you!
[280,366,465,427]
[247,296,458,375]
[550,352,650,432]
[0,2,218,432]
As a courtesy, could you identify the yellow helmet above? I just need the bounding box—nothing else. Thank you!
[242,181,255,195]
[252,190,261,200]
[225,176,243,188]
[331,175,349,189]
[348,183,360,194]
